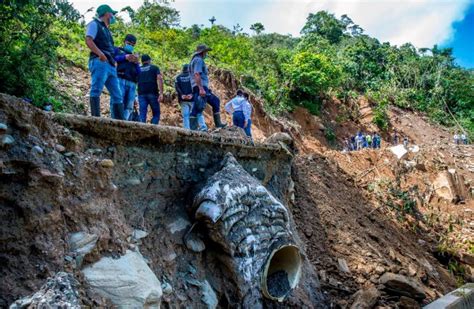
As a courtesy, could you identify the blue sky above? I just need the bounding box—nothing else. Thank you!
[72,0,474,68]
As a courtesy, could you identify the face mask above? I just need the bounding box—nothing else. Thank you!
[109,14,116,24]
[123,44,134,53]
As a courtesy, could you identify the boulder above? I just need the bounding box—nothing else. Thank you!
[350,287,380,309]
[379,273,425,300]
[10,272,79,309]
[1,135,14,148]
[99,159,114,168]
[82,250,162,308]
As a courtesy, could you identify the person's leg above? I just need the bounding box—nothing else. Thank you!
[190,88,205,130]
[180,102,191,129]
[89,58,108,117]
[245,119,252,137]
[233,111,245,129]
[149,94,160,125]
[206,88,226,128]
[138,95,148,123]
[197,113,208,131]
[122,81,136,121]
[104,64,124,120]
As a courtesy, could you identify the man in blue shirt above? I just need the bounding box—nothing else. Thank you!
[174,64,207,130]
[114,34,140,120]
[189,44,226,130]
[85,4,124,119]
[137,54,163,124]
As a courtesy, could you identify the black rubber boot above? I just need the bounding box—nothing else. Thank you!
[90,97,101,117]
[190,116,198,131]
[112,103,125,120]
[213,112,227,128]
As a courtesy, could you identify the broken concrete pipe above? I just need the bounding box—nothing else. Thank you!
[192,153,302,304]
[262,244,302,301]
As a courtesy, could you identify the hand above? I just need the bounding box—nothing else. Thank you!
[181,95,187,100]
[125,54,138,63]
[158,94,163,102]
[186,94,193,100]
[244,120,248,128]
[199,87,206,97]
[99,53,107,62]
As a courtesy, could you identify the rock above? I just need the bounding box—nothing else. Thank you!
[132,229,148,241]
[350,287,380,309]
[379,273,425,300]
[55,144,66,153]
[1,134,14,148]
[161,282,173,295]
[167,217,190,234]
[126,177,141,185]
[338,258,351,273]
[185,233,206,252]
[68,232,98,257]
[408,264,417,277]
[390,145,408,160]
[0,122,7,133]
[399,296,420,308]
[10,272,79,309]
[82,250,162,308]
[32,145,44,154]
[99,159,114,168]
[375,266,385,275]
[185,279,218,309]
[264,132,293,148]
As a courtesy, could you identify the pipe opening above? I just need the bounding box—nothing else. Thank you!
[262,245,302,301]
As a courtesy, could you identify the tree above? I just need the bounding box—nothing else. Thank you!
[134,0,180,29]
[301,11,345,44]
[250,22,265,35]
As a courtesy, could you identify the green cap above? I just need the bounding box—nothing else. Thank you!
[96,4,118,17]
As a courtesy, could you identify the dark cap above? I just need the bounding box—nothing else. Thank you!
[182,63,189,72]
[236,89,244,96]
[124,34,137,44]
[141,54,151,63]
[96,4,118,17]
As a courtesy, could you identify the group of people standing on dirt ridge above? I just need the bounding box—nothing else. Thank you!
[84,4,253,138]
[345,132,381,151]
[453,132,469,145]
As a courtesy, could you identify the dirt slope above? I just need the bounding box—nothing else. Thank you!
[49,64,474,307]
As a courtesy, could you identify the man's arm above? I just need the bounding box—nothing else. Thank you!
[224,99,234,115]
[192,58,206,97]
[157,73,164,102]
[174,77,183,97]
[85,36,107,62]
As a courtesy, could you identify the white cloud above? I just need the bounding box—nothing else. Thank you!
[70,0,472,48]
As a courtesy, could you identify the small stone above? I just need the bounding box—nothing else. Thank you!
[126,178,141,185]
[1,135,15,148]
[99,159,114,168]
[199,168,205,172]
[408,264,417,277]
[132,229,148,241]
[64,255,74,262]
[161,282,173,295]
[0,123,7,133]
[64,152,75,157]
[375,266,385,275]
[32,145,44,154]
[185,234,206,253]
[55,144,66,153]
[338,258,351,273]
[252,168,258,172]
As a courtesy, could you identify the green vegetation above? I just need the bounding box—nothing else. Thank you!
[1,1,473,136]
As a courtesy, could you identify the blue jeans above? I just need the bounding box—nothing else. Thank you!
[117,79,137,120]
[88,58,122,118]
[181,101,207,130]
[138,94,160,124]
[233,111,252,137]
[190,87,220,117]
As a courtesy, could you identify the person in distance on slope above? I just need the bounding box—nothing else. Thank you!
[85,4,123,119]
[114,34,140,120]
[225,89,252,138]
[189,44,226,130]
[174,64,207,130]
[137,54,164,124]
